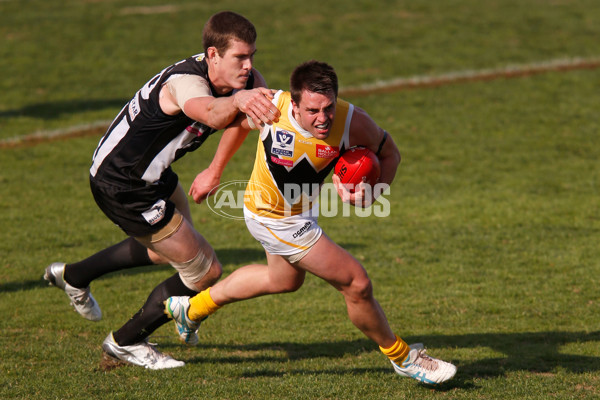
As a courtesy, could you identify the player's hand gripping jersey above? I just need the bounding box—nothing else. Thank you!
[245,90,353,218]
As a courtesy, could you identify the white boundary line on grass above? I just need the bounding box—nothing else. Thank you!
[338,56,600,96]
[0,120,112,148]
[2,56,599,148]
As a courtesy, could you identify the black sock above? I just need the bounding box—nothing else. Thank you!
[63,237,153,288]
[112,273,198,346]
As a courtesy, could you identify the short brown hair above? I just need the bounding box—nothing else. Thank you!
[202,11,257,55]
[290,60,338,105]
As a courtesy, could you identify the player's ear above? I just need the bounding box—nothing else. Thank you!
[291,98,300,114]
[206,47,218,61]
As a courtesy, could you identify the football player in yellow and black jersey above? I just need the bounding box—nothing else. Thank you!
[43,11,281,370]
[166,61,457,384]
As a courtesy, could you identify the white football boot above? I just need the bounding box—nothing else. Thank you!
[101,332,185,370]
[164,296,201,346]
[391,343,457,385]
[44,262,102,321]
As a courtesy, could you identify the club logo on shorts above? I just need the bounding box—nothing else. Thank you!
[272,129,295,158]
[142,199,167,225]
[292,221,312,238]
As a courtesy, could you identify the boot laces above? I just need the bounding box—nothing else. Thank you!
[69,287,91,306]
[413,349,439,371]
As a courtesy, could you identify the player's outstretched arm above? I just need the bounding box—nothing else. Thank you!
[180,88,276,131]
[184,68,279,130]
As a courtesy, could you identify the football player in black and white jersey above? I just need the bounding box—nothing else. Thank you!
[43,11,280,369]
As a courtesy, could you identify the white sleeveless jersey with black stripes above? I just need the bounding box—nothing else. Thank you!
[90,53,254,187]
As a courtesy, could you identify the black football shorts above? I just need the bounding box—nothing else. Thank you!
[89,171,179,237]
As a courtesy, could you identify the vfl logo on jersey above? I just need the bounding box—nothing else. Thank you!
[141,199,167,226]
[271,129,295,158]
[316,144,339,159]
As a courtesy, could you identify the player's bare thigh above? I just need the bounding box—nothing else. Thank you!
[137,212,220,291]
[296,234,368,288]
[144,183,194,264]
[170,183,193,224]
[143,217,211,264]
[265,251,306,291]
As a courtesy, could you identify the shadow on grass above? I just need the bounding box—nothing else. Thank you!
[0,248,268,294]
[0,98,128,120]
[0,264,172,294]
[177,331,600,389]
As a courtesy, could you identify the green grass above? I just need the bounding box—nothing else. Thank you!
[3,0,600,140]
[1,1,600,399]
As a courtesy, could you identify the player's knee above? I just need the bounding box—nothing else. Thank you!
[205,257,223,285]
[346,277,374,303]
[171,248,219,289]
[277,275,305,294]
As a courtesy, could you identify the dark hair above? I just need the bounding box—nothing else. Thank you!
[202,11,257,55]
[290,60,338,105]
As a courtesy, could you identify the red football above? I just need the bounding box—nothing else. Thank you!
[334,146,381,193]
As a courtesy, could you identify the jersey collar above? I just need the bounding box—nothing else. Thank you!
[288,101,314,139]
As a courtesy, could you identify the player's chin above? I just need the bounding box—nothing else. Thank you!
[312,128,330,140]
[236,75,250,85]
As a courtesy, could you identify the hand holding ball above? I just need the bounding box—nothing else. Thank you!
[334,146,380,193]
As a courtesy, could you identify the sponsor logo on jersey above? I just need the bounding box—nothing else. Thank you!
[186,122,208,137]
[316,144,339,159]
[141,199,167,225]
[270,155,293,167]
[128,93,141,121]
[271,129,295,157]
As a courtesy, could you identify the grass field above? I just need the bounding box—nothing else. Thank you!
[1,1,600,399]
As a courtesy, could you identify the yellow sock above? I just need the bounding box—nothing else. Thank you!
[188,288,221,321]
[380,335,410,363]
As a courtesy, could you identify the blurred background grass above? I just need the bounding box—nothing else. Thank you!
[2,0,600,139]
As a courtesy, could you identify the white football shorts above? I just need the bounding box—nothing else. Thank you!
[244,206,322,263]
